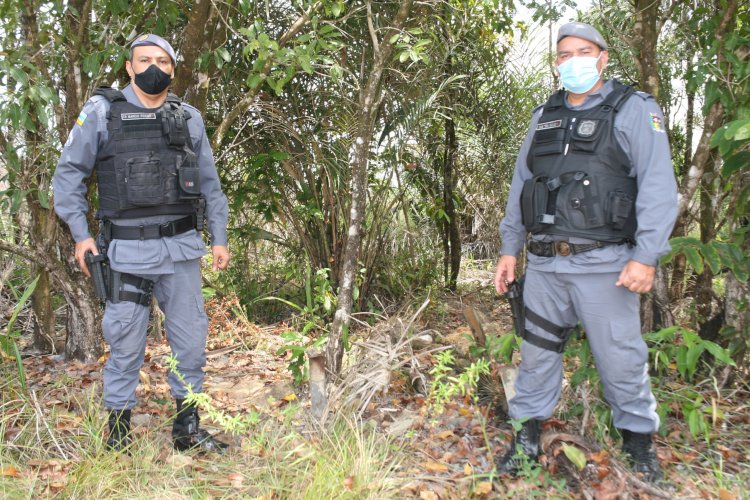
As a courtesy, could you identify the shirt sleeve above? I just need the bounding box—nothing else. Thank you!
[52,98,107,242]
[499,108,543,257]
[615,95,678,266]
[186,107,229,246]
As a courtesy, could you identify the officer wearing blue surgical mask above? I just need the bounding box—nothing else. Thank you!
[492,22,677,483]
[53,34,230,454]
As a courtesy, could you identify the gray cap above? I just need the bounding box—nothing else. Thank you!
[130,34,176,65]
[557,22,608,50]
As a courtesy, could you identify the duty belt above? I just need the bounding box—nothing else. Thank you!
[527,239,619,257]
[103,215,196,241]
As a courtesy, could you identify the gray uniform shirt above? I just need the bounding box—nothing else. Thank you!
[53,85,229,274]
[499,80,678,273]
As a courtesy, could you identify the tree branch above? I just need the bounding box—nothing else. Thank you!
[211,2,322,149]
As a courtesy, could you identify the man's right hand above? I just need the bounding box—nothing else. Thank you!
[75,237,98,278]
[494,255,517,294]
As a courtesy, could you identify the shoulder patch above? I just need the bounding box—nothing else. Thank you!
[75,111,87,126]
[649,112,665,133]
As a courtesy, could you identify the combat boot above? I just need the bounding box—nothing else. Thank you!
[106,409,132,452]
[172,399,229,453]
[496,418,543,474]
[621,429,662,482]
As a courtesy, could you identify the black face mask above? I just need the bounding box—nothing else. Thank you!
[134,64,172,95]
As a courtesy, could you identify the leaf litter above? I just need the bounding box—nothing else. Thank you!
[3,289,750,498]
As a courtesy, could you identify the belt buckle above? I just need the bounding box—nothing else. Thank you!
[160,222,174,237]
[555,241,571,256]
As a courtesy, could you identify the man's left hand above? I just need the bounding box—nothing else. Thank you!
[212,245,230,271]
[616,260,656,294]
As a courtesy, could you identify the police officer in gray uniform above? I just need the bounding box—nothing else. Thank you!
[53,34,230,453]
[493,23,677,481]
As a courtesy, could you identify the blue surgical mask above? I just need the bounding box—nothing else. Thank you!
[557,54,603,94]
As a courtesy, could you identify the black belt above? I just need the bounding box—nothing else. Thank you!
[104,215,196,241]
[527,239,619,257]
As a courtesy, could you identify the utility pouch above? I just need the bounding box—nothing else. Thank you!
[177,153,201,200]
[84,251,109,302]
[521,175,554,233]
[126,155,163,205]
[607,190,635,230]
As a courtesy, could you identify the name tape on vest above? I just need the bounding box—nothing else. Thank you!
[121,112,157,121]
[536,119,562,131]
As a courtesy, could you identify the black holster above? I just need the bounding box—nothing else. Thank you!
[505,278,525,337]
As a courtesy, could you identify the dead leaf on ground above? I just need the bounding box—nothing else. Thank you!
[435,430,454,440]
[343,476,355,490]
[0,466,19,477]
[719,489,735,500]
[419,490,439,500]
[422,461,449,473]
[473,481,492,495]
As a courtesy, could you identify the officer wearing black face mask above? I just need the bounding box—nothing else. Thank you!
[52,34,230,453]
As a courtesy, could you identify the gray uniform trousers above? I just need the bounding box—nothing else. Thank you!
[509,268,659,434]
[102,258,208,410]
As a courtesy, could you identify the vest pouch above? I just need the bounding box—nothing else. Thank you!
[176,153,201,200]
[532,126,566,157]
[607,190,634,230]
[125,155,164,206]
[521,175,553,233]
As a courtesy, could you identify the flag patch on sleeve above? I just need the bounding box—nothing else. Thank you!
[649,112,664,132]
[76,111,87,126]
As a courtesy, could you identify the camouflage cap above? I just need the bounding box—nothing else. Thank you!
[130,34,176,65]
[557,22,608,50]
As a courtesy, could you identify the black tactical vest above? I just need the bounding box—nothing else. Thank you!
[94,87,202,219]
[521,81,639,243]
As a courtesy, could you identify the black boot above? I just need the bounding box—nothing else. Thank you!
[496,418,542,474]
[621,429,662,482]
[106,409,132,452]
[172,399,229,453]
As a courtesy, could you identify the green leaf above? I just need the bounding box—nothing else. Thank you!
[247,73,263,89]
[703,341,736,366]
[37,188,49,209]
[683,246,704,274]
[216,47,231,63]
[721,151,750,177]
[685,344,704,377]
[699,243,721,275]
[298,54,313,74]
[562,444,587,470]
[733,123,750,141]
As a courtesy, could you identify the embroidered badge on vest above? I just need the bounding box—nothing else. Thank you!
[577,120,597,137]
[536,119,562,130]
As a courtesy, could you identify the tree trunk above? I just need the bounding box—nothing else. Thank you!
[443,113,460,290]
[172,0,221,113]
[724,221,750,368]
[631,0,670,332]
[633,0,661,97]
[326,0,414,378]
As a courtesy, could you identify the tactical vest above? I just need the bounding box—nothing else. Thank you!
[520,81,639,243]
[94,87,202,219]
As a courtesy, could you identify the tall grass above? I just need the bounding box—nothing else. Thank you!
[0,373,403,498]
